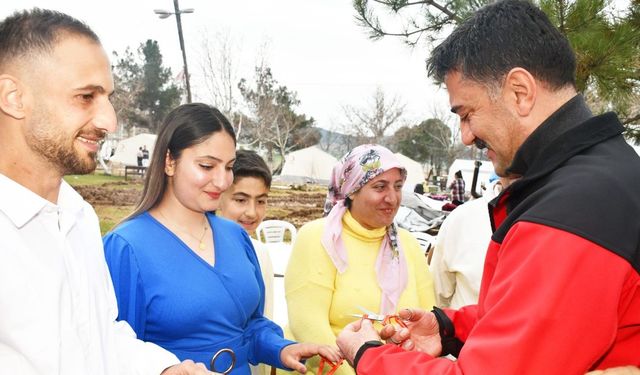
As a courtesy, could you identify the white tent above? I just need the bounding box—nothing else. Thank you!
[110,134,157,166]
[279,146,338,183]
[394,153,425,191]
[446,159,495,193]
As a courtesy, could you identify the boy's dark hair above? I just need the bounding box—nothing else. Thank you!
[233,149,272,189]
[0,8,99,69]
[427,0,576,91]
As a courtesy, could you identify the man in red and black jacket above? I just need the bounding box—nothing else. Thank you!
[336,1,640,373]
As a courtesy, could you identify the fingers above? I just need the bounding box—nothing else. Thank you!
[317,345,343,363]
[347,318,363,331]
[280,345,308,373]
[161,360,214,375]
[398,308,422,322]
[195,362,207,370]
[379,324,396,340]
[291,361,307,374]
[401,338,415,351]
[285,358,306,374]
[595,367,640,375]
[388,336,401,345]
[360,318,374,330]
[382,326,410,346]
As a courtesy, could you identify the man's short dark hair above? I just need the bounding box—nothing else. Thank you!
[0,8,99,69]
[426,0,576,91]
[233,149,272,189]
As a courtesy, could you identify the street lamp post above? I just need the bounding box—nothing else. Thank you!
[154,0,194,103]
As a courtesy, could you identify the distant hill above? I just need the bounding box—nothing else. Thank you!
[316,128,358,158]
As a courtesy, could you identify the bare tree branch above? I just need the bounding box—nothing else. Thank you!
[342,87,406,143]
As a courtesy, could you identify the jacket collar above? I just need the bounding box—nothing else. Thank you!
[490,95,624,210]
[507,94,594,177]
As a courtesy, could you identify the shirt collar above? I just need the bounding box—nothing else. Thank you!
[0,173,86,228]
[507,94,592,176]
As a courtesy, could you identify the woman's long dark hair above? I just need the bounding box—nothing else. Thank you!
[116,103,236,227]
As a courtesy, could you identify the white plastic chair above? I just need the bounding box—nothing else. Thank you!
[256,220,297,244]
[256,220,298,278]
[410,231,436,258]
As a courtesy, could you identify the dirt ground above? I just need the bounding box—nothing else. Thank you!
[75,182,328,230]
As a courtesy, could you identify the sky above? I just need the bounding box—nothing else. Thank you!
[1,0,450,131]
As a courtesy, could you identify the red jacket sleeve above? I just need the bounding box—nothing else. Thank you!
[356,222,639,374]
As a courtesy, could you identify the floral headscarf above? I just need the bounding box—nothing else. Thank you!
[321,144,408,314]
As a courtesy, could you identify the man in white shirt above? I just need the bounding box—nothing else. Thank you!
[429,177,509,309]
[0,9,213,375]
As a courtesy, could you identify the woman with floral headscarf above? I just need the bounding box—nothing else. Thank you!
[284,144,436,375]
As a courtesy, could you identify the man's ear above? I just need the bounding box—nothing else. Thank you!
[0,74,25,120]
[164,150,175,176]
[502,68,537,117]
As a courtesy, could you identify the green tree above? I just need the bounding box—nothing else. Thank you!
[353,0,490,45]
[112,40,182,133]
[354,0,640,141]
[392,118,455,173]
[238,65,318,170]
[111,47,145,133]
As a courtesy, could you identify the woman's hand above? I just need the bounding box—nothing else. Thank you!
[280,343,342,373]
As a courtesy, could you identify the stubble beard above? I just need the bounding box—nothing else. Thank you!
[26,108,97,175]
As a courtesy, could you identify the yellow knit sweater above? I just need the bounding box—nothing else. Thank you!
[284,211,436,375]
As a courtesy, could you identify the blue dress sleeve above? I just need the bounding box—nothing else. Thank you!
[103,232,148,340]
[240,230,296,368]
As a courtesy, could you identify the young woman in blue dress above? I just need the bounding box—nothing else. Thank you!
[103,103,341,374]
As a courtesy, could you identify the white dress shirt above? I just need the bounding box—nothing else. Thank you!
[0,173,178,375]
[249,238,276,375]
[250,238,275,320]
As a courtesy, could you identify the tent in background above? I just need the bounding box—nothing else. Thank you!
[110,133,157,166]
[279,146,338,184]
[394,153,426,191]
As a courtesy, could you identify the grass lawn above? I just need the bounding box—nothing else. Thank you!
[64,173,126,186]
[95,205,135,235]
[65,172,326,236]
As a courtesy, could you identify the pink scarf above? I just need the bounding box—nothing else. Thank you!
[321,145,408,314]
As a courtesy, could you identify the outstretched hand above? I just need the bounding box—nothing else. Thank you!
[336,318,381,366]
[379,308,442,357]
[280,342,342,374]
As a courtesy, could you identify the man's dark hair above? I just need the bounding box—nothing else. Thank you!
[0,8,99,68]
[427,0,576,91]
[233,149,272,189]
